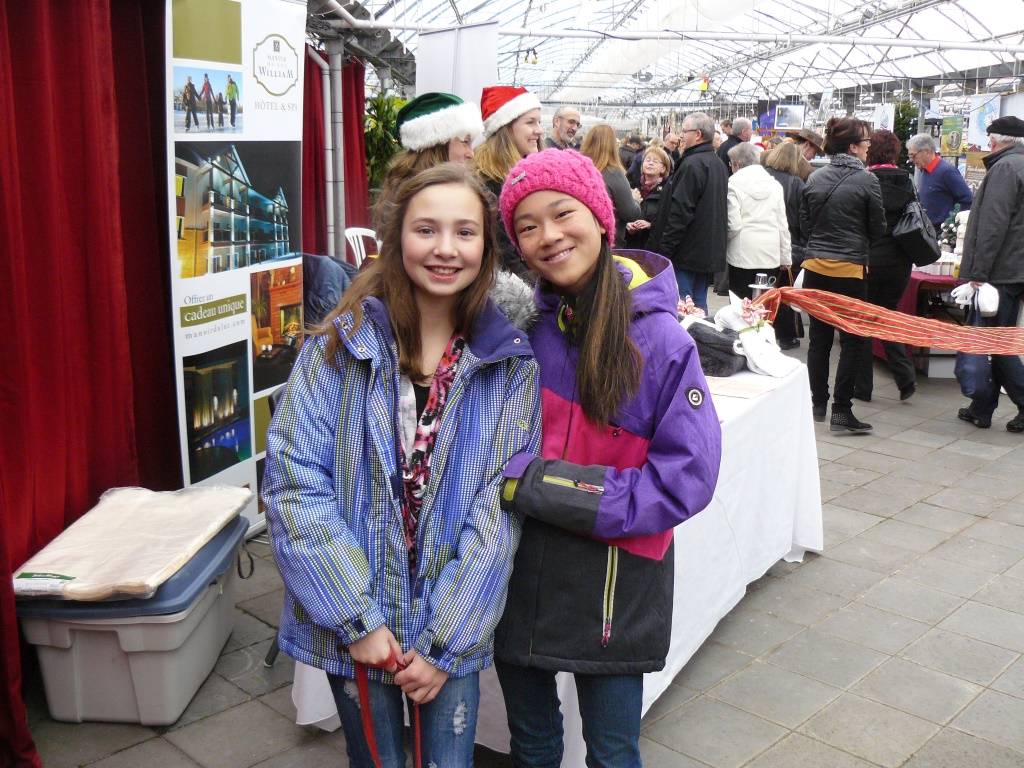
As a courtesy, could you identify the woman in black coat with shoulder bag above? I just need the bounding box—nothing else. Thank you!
[855,128,918,403]
[799,117,886,432]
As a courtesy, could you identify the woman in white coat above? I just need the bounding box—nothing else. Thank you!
[726,142,791,299]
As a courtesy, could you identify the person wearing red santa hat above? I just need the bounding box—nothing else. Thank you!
[473,86,544,280]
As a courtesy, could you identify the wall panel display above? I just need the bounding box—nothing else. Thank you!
[167,0,306,530]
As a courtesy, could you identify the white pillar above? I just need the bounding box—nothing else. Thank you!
[326,38,348,261]
[307,47,335,257]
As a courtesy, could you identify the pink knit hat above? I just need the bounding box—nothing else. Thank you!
[499,149,616,253]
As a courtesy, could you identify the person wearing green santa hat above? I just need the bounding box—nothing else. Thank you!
[383,92,484,193]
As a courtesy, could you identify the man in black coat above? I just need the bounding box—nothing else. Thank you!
[957,116,1024,432]
[717,117,752,175]
[648,112,728,312]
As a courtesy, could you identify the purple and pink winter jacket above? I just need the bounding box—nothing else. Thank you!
[495,250,722,674]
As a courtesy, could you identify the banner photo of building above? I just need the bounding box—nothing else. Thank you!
[166,0,306,530]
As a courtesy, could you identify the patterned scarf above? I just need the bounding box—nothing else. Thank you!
[399,333,466,575]
[640,177,662,199]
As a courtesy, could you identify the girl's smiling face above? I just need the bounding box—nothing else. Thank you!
[401,183,485,310]
[511,109,544,158]
[513,190,605,295]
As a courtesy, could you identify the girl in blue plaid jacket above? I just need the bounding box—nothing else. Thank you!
[263,164,541,768]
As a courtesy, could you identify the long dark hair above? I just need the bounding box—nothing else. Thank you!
[548,239,642,424]
[318,163,499,380]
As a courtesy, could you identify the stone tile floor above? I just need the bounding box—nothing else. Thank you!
[23,306,1024,767]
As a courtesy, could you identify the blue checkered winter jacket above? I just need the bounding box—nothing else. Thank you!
[263,296,540,682]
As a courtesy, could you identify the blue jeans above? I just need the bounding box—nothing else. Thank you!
[327,671,480,768]
[968,283,1024,419]
[496,660,643,768]
[674,268,713,314]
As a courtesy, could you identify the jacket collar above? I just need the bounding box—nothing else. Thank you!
[681,140,715,159]
[535,250,678,321]
[983,143,1024,169]
[334,296,532,366]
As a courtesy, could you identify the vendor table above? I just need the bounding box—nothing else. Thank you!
[872,271,961,377]
[291,364,824,766]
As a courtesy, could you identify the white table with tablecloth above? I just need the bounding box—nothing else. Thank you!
[291,363,824,766]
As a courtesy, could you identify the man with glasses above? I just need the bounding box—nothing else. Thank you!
[648,112,728,312]
[545,106,581,150]
[907,133,973,228]
[665,133,682,165]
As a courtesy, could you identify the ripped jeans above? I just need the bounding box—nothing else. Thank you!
[327,671,480,768]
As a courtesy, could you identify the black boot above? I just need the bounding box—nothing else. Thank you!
[830,410,872,433]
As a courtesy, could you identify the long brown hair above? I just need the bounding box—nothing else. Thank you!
[318,163,499,380]
[474,124,526,185]
[549,239,642,424]
[381,145,450,195]
[580,124,624,173]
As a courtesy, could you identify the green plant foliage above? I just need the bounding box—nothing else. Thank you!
[894,101,916,168]
[364,91,405,194]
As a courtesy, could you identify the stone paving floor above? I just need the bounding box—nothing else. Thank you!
[23,302,1024,767]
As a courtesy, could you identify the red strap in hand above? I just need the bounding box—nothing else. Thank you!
[355,652,421,768]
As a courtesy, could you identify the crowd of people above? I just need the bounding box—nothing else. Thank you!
[258,82,1024,768]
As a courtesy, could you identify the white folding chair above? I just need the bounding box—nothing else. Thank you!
[345,227,378,267]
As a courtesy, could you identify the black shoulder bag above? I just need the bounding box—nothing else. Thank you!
[892,183,941,267]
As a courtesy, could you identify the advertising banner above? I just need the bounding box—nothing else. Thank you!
[167,0,306,530]
[968,94,999,150]
[965,151,990,194]
[940,115,964,157]
[871,104,895,131]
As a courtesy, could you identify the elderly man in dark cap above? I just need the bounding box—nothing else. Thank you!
[957,115,1024,432]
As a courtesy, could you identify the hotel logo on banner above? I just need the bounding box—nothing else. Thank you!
[253,34,299,96]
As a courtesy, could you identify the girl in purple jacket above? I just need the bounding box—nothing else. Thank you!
[494,149,723,768]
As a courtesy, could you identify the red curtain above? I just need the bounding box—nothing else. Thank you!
[302,49,370,256]
[0,2,178,765]
[342,58,371,232]
[302,47,329,255]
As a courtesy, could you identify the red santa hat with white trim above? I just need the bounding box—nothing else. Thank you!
[480,86,542,139]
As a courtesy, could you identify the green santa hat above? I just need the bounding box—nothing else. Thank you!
[394,92,484,152]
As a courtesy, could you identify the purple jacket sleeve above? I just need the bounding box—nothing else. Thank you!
[504,335,722,539]
[591,336,722,538]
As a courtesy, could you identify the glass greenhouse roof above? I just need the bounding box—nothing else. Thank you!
[315,0,1024,122]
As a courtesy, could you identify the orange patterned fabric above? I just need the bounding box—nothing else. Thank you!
[757,287,1024,355]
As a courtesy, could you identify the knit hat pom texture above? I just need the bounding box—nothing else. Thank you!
[499,148,616,252]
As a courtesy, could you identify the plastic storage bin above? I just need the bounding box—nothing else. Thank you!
[17,515,248,725]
